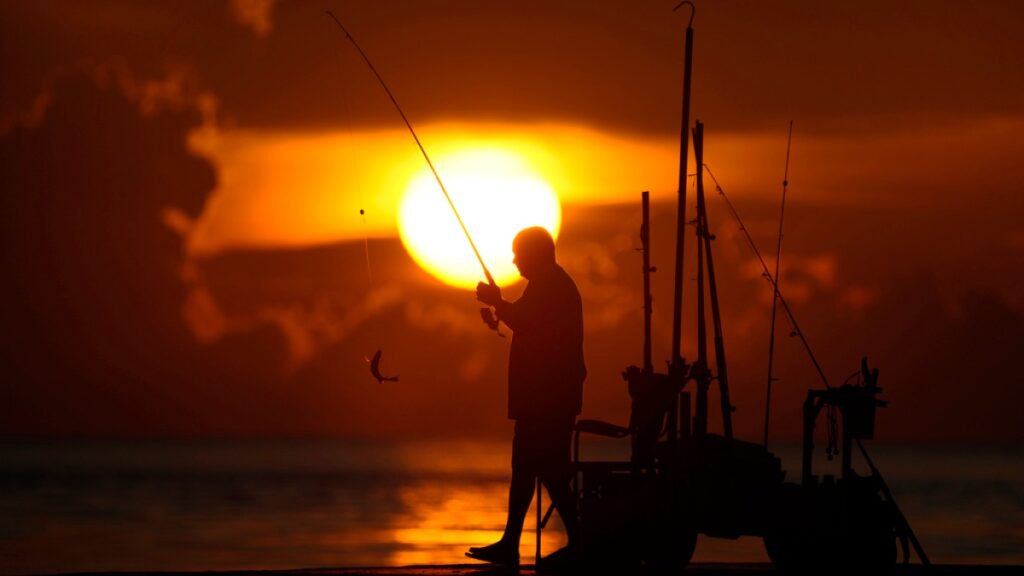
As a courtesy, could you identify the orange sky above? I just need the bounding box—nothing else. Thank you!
[1,0,1022,443]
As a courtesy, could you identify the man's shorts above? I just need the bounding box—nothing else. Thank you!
[511,417,575,476]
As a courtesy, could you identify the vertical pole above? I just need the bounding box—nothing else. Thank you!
[671,19,694,372]
[642,191,653,374]
[693,121,708,438]
[842,415,853,482]
[679,392,692,437]
[700,137,734,438]
[802,392,817,486]
[671,1,696,444]
[535,478,542,564]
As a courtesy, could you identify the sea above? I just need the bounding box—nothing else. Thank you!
[1,439,1021,574]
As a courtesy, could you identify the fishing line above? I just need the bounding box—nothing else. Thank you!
[702,168,927,555]
[324,15,395,382]
[703,164,832,390]
[360,210,374,290]
[325,10,495,287]
[326,22,376,293]
[763,120,794,448]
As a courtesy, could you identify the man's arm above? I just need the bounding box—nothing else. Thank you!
[476,282,524,330]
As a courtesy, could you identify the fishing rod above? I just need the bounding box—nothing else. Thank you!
[706,164,933,564]
[763,120,794,448]
[325,11,496,289]
[703,164,832,391]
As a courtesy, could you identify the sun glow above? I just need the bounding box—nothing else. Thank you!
[398,148,561,289]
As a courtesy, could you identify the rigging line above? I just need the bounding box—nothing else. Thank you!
[703,164,832,390]
[325,11,495,286]
[763,120,794,448]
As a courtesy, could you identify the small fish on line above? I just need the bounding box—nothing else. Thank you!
[367,349,399,384]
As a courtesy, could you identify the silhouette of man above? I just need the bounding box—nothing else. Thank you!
[467,226,586,567]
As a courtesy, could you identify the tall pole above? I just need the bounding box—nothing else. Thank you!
[699,123,733,439]
[693,121,708,438]
[671,2,695,368]
[642,191,653,374]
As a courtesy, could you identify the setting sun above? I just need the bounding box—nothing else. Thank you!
[398,148,561,289]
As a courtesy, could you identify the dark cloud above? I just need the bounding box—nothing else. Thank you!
[0,70,516,440]
[0,71,204,435]
[0,71,306,438]
[3,1,1022,137]
[0,65,519,439]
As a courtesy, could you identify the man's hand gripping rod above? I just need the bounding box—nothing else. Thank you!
[326,11,502,335]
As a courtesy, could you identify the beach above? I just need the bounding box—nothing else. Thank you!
[44,563,1024,575]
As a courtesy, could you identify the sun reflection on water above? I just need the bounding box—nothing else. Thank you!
[388,480,567,566]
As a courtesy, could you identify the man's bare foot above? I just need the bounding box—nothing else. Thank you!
[466,540,520,566]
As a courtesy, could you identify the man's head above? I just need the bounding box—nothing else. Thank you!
[512,226,556,279]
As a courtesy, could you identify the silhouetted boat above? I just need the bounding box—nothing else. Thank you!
[529,4,929,572]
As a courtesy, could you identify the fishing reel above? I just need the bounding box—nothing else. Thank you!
[480,307,505,337]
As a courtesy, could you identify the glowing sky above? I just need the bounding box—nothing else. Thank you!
[1,0,1022,442]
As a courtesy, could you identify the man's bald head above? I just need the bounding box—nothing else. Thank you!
[512,227,556,279]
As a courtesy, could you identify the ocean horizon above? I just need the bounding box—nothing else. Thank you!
[1,438,1021,574]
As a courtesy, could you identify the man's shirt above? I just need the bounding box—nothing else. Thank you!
[497,264,586,421]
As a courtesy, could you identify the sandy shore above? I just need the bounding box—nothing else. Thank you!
[314,565,1020,575]
[51,562,1023,575]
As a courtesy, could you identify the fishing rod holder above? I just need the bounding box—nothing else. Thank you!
[801,357,887,486]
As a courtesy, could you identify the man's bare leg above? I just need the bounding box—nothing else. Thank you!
[466,467,532,565]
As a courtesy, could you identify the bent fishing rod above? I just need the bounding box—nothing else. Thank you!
[326,11,496,288]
